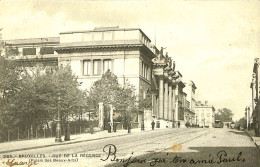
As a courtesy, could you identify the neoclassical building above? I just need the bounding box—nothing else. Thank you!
[2,27,186,129]
[195,101,215,128]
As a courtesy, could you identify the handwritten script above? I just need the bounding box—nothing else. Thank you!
[2,159,37,167]
[100,144,246,167]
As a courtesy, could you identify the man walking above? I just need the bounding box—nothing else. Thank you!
[151,121,155,130]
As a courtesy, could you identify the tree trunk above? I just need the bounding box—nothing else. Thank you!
[30,125,33,138]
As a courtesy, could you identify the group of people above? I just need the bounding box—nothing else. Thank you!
[150,120,181,130]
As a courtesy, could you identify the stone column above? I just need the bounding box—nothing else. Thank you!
[156,96,159,118]
[159,77,164,119]
[168,84,172,121]
[109,104,114,132]
[98,102,104,130]
[164,80,168,120]
[172,85,176,121]
[152,93,155,116]
[174,85,179,121]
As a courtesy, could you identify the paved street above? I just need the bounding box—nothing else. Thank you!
[0,128,259,167]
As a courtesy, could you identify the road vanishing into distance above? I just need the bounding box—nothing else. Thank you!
[0,128,259,167]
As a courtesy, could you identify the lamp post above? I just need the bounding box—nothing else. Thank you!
[141,109,145,131]
[89,108,95,134]
[245,106,250,130]
[55,93,62,142]
[245,107,247,130]
[248,107,251,130]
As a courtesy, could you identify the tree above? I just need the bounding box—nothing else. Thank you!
[87,70,138,127]
[0,34,22,128]
[139,92,152,110]
[215,108,234,122]
[1,64,85,138]
[236,117,246,129]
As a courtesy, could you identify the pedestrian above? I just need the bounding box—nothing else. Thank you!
[151,121,155,130]
[178,121,180,128]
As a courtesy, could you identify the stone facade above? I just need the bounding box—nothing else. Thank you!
[195,101,215,128]
[2,27,188,129]
[183,80,197,126]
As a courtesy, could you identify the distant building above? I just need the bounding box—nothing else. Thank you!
[251,58,260,136]
[183,93,195,127]
[174,71,186,127]
[195,101,215,128]
[183,80,197,126]
[3,37,60,67]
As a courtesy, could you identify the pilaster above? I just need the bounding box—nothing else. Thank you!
[168,83,172,121]
[159,77,164,119]
[164,80,168,120]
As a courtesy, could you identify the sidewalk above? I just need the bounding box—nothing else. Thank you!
[0,127,161,154]
[245,129,260,151]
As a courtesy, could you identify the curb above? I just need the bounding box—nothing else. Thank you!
[244,130,260,152]
[0,128,164,154]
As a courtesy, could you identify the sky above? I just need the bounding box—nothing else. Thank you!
[0,0,260,121]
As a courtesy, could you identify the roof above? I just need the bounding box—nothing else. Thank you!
[4,37,60,45]
[60,27,152,42]
[55,39,142,49]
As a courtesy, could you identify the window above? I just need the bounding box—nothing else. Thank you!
[141,61,150,80]
[142,62,144,76]
[7,47,19,56]
[146,66,149,79]
[93,60,101,75]
[83,60,91,75]
[40,47,54,54]
[143,91,146,99]
[23,48,36,55]
[103,59,112,73]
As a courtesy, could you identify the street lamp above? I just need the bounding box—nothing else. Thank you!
[55,93,62,142]
[245,107,247,129]
[245,106,250,130]
[141,109,145,131]
[248,107,251,130]
[89,108,95,134]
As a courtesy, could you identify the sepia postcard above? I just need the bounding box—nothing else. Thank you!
[0,0,260,167]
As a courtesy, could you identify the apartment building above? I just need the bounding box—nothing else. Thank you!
[195,101,215,128]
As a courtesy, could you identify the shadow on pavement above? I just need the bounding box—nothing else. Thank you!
[104,147,260,167]
[228,130,249,137]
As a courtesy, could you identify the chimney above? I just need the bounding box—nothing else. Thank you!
[205,101,208,106]
[197,101,201,106]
